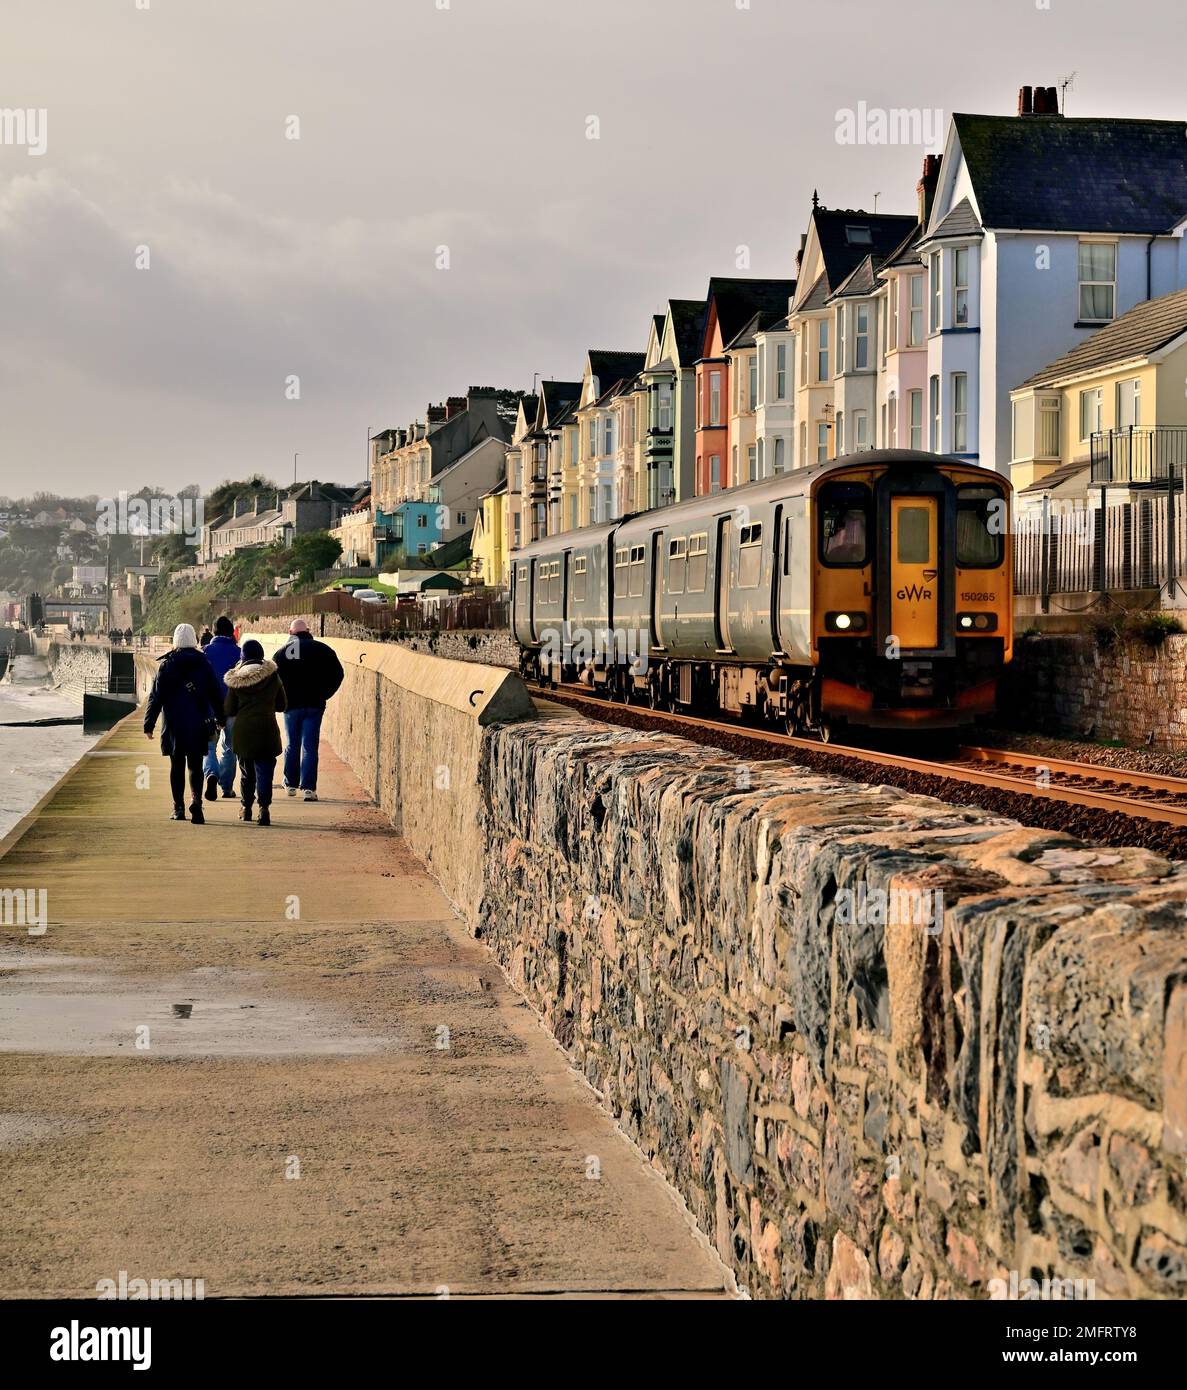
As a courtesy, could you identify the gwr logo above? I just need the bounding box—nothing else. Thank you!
[896,585,933,602]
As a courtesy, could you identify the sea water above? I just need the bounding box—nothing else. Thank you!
[0,685,99,840]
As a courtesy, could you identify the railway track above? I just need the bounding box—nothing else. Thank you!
[527,679,1187,852]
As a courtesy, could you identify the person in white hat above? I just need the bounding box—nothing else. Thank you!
[143,623,225,823]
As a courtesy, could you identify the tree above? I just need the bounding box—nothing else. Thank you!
[286,532,342,583]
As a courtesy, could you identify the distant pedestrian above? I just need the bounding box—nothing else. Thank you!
[272,618,344,801]
[224,639,286,826]
[124,627,133,645]
[199,625,213,648]
[143,623,224,824]
[202,615,241,802]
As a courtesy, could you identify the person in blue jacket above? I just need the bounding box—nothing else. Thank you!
[143,623,224,823]
[201,615,242,801]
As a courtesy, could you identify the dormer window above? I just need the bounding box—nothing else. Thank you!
[845,225,872,245]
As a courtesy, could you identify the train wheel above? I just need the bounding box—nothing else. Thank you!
[817,717,833,744]
[647,680,661,710]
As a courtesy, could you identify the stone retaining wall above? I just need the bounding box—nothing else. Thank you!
[476,718,1187,1299]
[1008,633,1187,751]
[47,643,110,704]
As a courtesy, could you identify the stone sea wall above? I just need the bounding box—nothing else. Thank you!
[1008,633,1187,751]
[477,718,1187,1300]
[47,643,110,704]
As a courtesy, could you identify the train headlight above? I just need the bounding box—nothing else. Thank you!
[956,612,997,632]
[825,611,867,633]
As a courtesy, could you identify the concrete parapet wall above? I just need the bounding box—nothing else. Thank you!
[240,634,531,918]
[1009,632,1187,750]
[234,613,518,668]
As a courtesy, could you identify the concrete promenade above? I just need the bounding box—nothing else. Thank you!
[0,712,729,1299]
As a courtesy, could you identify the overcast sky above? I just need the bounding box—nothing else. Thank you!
[0,0,1182,499]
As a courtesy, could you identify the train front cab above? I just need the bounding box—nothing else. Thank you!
[813,457,1011,730]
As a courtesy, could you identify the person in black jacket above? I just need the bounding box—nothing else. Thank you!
[271,618,344,801]
[143,623,225,823]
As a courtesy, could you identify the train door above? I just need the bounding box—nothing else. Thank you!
[715,516,732,651]
[770,504,783,652]
[890,496,938,650]
[650,531,664,649]
[528,559,539,643]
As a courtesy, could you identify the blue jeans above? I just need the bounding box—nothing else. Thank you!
[283,707,323,791]
[203,716,235,792]
[239,755,277,809]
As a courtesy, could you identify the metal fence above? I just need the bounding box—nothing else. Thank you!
[1015,493,1187,601]
[224,587,510,632]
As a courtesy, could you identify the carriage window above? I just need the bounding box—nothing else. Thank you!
[687,533,708,592]
[572,554,587,602]
[818,483,870,566]
[956,485,1004,567]
[739,522,763,589]
[897,508,931,564]
[628,544,645,598]
[668,536,687,594]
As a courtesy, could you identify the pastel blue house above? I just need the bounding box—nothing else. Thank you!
[374,502,441,568]
[921,86,1187,479]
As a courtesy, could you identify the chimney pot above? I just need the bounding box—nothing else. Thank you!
[1018,85,1033,116]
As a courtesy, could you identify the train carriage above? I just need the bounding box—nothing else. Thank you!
[512,450,1012,736]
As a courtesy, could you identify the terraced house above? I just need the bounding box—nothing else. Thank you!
[921,86,1187,473]
[640,298,706,506]
[694,277,796,493]
[790,200,917,468]
[574,350,644,526]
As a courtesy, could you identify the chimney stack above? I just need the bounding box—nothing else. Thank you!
[426,404,447,424]
[445,395,467,419]
[917,153,941,226]
[1018,85,1033,116]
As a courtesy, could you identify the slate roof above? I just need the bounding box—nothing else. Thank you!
[402,528,475,569]
[1018,460,1090,495]
[668,298,707,364]
[829,254,879,301]
[924,197,983,242]
[538,380,582,423]
[586,351,645,393]
[1016,287,1187,389]
[704,277,796,355]
[882,222,925,270]
[800,209,917,307]
[952,113,1187,233]
[796,271,831,313]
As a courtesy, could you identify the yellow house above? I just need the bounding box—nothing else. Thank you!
[1009,287,1187,497]
[472,479,508,588]
[558,415,581,532]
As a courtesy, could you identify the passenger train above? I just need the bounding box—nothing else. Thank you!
[511,450,1013,738]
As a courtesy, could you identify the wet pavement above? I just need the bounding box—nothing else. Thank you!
[0,712,730,1299]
